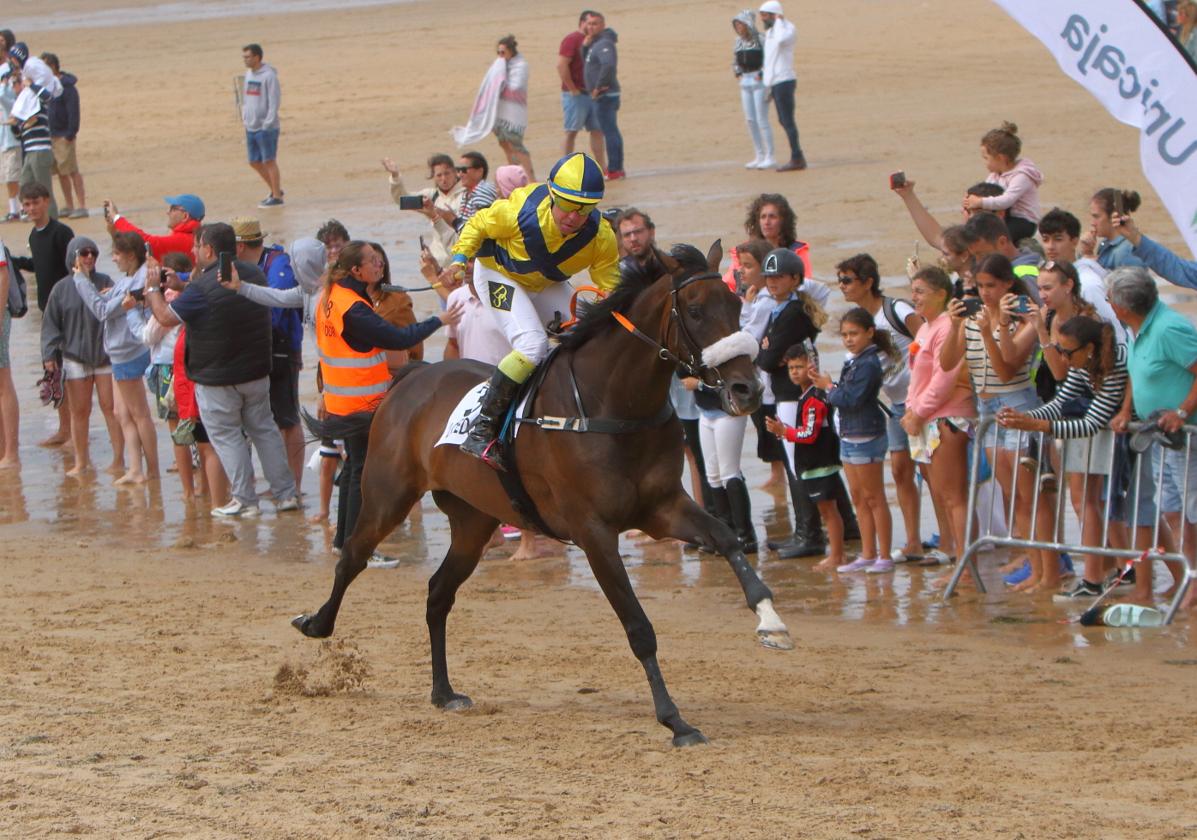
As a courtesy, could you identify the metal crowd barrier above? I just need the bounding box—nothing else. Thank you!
[942,417,1197,624]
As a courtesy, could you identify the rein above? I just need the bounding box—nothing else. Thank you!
[611,271,727,385]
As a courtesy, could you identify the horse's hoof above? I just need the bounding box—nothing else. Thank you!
[436,694,473,712]
[672,730,709,748]
[291,613,331,638]
[757,629,795,651]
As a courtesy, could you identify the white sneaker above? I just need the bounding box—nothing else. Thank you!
[866,557,895,574]
[212,499,259,518]
[276,496,300,512]
[368,551,400,569]
[754,156,776,170]
[745,155,763,169]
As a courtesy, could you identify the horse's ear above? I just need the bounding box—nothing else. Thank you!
[659,251,679,275]
[706,239,723,273]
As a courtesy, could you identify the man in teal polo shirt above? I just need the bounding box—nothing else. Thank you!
[1109,266,1197,609]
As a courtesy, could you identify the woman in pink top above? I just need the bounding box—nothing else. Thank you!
[901,267,976,565]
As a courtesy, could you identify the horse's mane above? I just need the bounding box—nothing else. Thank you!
[557,244,708,351]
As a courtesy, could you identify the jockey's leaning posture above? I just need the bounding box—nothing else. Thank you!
[446,152,621,466]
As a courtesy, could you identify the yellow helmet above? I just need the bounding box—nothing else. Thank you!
[547,153,605,205]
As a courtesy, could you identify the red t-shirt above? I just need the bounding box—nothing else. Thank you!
[559,30,586,91]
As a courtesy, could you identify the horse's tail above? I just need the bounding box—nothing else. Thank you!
[301,408,374,443]
[300,361,432,443]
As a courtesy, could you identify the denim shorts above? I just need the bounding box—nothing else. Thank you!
[246,128,280,163]
[840,435,888,465]
[112,351,151,382]
[561,92,599,132]
[886,402,908,453]
[977,388,1041,450]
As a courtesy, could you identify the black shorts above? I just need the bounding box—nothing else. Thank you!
[802,472,842,503]
[269,356,302,429]
[193,419,210,445]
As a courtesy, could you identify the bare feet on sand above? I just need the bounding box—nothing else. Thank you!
[813,556,841,572]
[65,463,93,478]
[510,534,557,561]
[38,433,68,448]
[307,511,330,525]
[114,471,147,486]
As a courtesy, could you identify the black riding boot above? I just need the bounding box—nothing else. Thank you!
[700,485,733,554]
[460,369,522,469]
[725,477,758,554]
[832,473,861,543]
[774,475,826,559]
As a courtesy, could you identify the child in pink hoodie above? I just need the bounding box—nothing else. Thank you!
[964,121,1043,244]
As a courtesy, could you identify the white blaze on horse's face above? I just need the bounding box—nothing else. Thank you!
[700,331,759,368]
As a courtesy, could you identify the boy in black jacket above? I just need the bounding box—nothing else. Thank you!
[766,344,845,570]
[755,247,858,557]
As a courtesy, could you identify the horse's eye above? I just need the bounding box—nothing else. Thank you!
[687,305,703,320]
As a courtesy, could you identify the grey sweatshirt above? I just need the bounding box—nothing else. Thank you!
[242,63,281,131]
[583,29,619,94]
[40,236,111,366]
[73,263,149,364]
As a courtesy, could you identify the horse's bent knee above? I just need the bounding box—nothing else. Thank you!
[626,622,657,661]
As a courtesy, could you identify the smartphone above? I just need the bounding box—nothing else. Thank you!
[1113,190,1125,225]
[418,235,428,252]
[1014,294,1031,314]
[398,195,425,211]
[889,171,906,189]
[961,297,983,317]
[219,251,233,284]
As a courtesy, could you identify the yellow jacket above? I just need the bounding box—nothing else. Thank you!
[452,182,620,293]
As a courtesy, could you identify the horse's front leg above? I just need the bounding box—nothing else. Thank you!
[641,493,793,651]
[574,522,707,747]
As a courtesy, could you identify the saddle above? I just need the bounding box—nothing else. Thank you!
[490,344,675,541]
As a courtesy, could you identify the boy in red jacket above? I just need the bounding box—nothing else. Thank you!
[766,344,844,570]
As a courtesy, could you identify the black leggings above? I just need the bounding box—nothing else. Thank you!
[333,428,370,551]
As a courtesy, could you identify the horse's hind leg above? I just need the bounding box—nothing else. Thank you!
[642,493,793,651]
[427,491,499,710]
[574,523,707,747]
[292,480,423,639]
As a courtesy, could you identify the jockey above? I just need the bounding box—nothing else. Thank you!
[445,152,620,465]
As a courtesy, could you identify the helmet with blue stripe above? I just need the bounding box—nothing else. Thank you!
[547,153,605,205]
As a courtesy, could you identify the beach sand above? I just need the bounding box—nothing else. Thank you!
[2,0,1196,836]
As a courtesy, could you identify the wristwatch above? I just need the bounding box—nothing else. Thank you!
[1177,408,1189,421]
[145,286,162,294]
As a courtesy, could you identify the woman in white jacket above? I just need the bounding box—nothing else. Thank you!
[494,35,534,182]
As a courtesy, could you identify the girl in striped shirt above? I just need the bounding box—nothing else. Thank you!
[942,252,1059,592]
[998,316,1127,597]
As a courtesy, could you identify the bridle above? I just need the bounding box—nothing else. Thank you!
[611,270,729,388]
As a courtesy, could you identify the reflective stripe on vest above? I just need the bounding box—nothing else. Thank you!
[315,283,392,416]
[318,349,387,368]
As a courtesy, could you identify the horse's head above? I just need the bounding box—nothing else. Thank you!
[659,241,764,417]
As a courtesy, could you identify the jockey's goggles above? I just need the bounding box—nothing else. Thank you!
[550,194,594,215]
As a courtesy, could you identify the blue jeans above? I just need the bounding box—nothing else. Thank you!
[769,80,802,161]
[595,94,623,172]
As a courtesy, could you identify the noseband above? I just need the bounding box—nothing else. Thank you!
[611,271,738,387]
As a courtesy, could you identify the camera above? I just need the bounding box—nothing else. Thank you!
[889,171,906,190]
[961,297,983,317]
[398,195,425,211]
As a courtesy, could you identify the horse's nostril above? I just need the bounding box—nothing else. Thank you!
[731,382,752,397]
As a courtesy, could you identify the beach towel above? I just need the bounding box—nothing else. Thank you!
[452,57,507,147]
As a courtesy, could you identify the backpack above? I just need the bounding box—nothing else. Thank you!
[880,295,914,340]
[3,246,28,318]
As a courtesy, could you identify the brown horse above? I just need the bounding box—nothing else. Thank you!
[295,241,792,746]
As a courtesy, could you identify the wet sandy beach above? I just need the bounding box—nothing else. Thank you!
[2,0,1197,836]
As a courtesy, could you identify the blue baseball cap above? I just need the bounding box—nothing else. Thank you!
[164,194,205,220]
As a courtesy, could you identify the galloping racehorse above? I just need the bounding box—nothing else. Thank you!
[295,242,793,746]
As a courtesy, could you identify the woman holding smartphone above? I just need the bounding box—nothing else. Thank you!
[72,232,160,485]
[940,253,1059,592]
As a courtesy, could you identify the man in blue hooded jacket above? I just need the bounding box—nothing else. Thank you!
[41,53,86,219]
[583,13,624,180]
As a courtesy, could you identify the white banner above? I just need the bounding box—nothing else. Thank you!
[990,0,1197,257]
